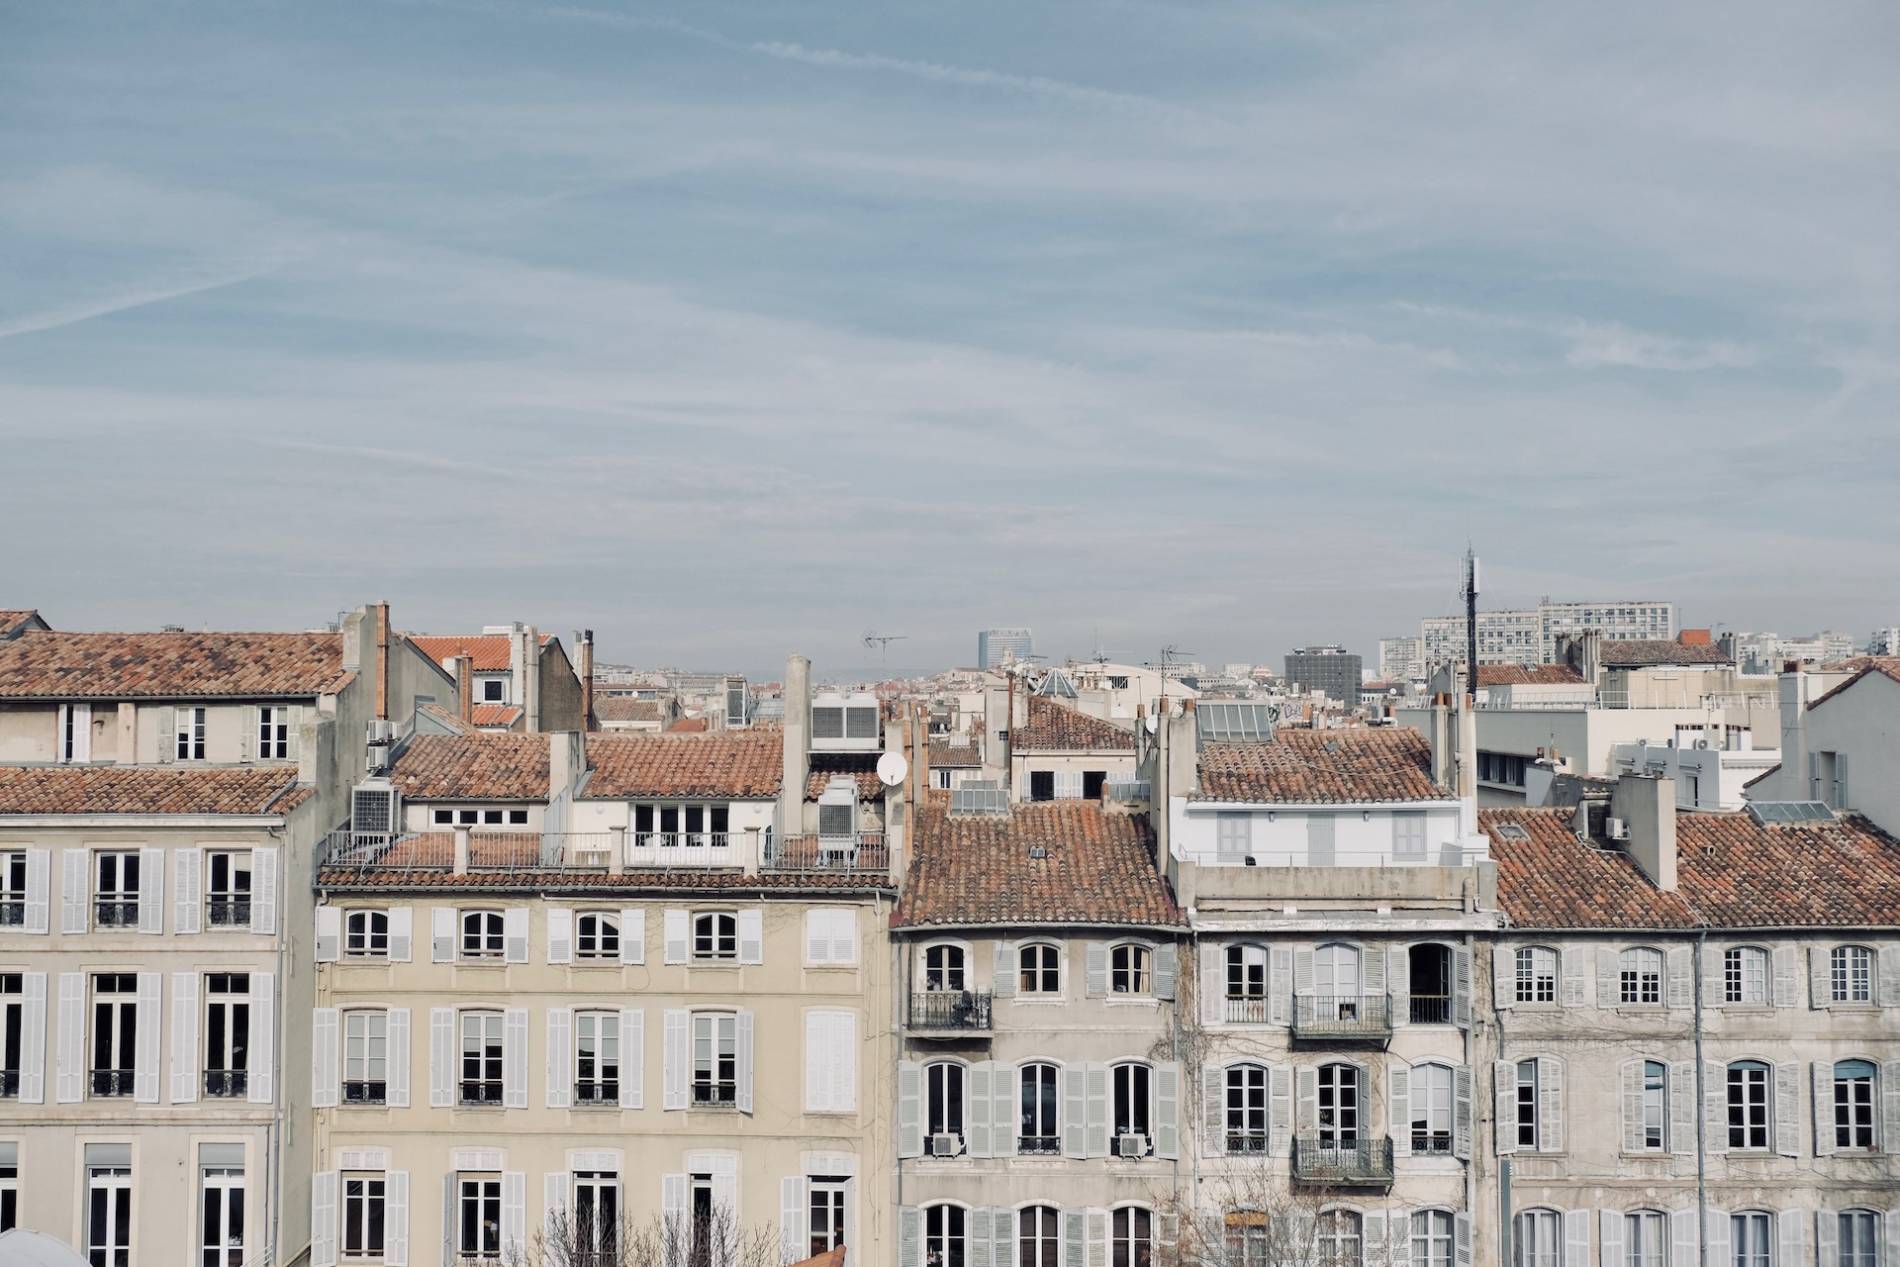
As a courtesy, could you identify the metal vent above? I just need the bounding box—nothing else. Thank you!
[844,706,879,740]
[811,707,845,740]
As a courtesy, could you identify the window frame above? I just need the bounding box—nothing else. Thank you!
[87,1162,134,1267]
[1109,1205,1152,1267]
[1018,1062,1060,1155]
[1724,1060,1771,1152]
[1838,1209,1880,1267]
[692,912,738,963]
[204,851,254,929]
[924,1202,968,1267]
[574,1010,621,1106]
[1729,1210,1773,1267]
[458,1010,505,1106]
[202,972,251,1098]
[342,1009,388,1105]
[199,1163,245,1267]
[1623,1210,1665,1267]
[459,910,505,961]
[1111,1060,1152,1145]
[341,1172,388,1261]
[1832,1058,1877,1151]
[1515,1059,1540,1151]
[258,705,290,760]
[923,943,967,993]
[177,706,207,761]
[1017,943,1060,996]
[89,973,139,1098]
[1514,946,1558,1006]
[1722,946,1768,1006]
[345,909,389,959]
[925,1059,967,1142]
[1830,945,1874,1004]
[1223,1062,1269,1155]
[1410,1209,1454,1267]
[93,851,140,929]
[1512,1208,1559,1267]
[690,1011,738,1107]
[576,910,621,962]
[1109,942,1151,997]
[1408,1061,1455,1156]
[1618,947,1663,1007]
[1018,1204,1060,1267]
[1317,1062,1360,1149]
[1317,1208,1363,1267]
[457,1172,503,1260]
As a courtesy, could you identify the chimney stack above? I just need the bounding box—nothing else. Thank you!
[454,655,474,723]
[777,654,812,838]
[576,629,595,731]
[1615,773,1678,891]
[373,601,392,721]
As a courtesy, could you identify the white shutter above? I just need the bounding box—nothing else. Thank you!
[388,1008,411,1107]
[1704,1059,1728,1155]
[504,908,529,963]
[619,1009,643,1109]
[546,1008,572,1108]
[170,972,199,1103]
[248,971,274,1104]
[1816,1211,1838,1267]
[1085,1062,1108,1158]
[1880,946,1900,1007]
[1202,1062,1225,1157]
[18,973,46,1104]
[1666,946,1692,1009]
[371,1168,405,1267]
[1270,1063,1291,1154]
[1454,1213,1472,1267]
[173,849,202,934]
[502,1171,526,1260]
[1063,1212,1084,1267]
[1270,946,1293,1024]
[21,849,48,934]
[311,1171,339,1267]
[504,1007,529,1107]
[1153,943,1177,1000]
[1779,1209,1804,1267]
[664,909,689,964]
[1810,946,1831,1009]
[1294,947,1315,996]
[547,908,573,964]
[1388,944,1410,1023]
[1155,1060,1181,1158]
[1598,1211,1624,1267]
[807,911,832,967]
[971,1208,994,1267]
[1494,1060,1517,1155]
[1622,1061,1645,1153]
[1669,1210,1697,1267]
[1453,946,1472,1025]
[56,972,83,1102]
[1772,946,1797,1007]
[1704,1211,1729,1267]
[60,849,88,931]
[314,906,341,962]
[1597,948,1618,1009]
[1672,1060,1699,1155]
[1560,945,1587,1007]
[900,1207,923,1267]
[239,706,257,763]
[898,1060,924,1157]
[1061,1064,1086,1157]
[1814,1062,1836,1157]
[311,1008,339,1107]
[1563,1210,1590,1267]
[1774,1061,1799,1156]
[1086,1209,1108,1267]
[1540,1057,1564,1153]
[138,848,164,933]
[432,907,455,962]
[995,1207,1018,1267]
[1363,943,1386,999]
[1085,942,1108,996]
[805,1011,829,1113]
[994,940,1015,998]
[992,1058,1015,1157]
[620,908,645,964]
[1389,1062,1412,1157]
[1297,1065,1319,1138]
[1199,943,1221,1026]
[969,1060,994,1156]
[389,906,413,962]
[1883,1059,1900,1155]
[1702,944,1725,1009]
[780,1177,807,1265]
[736,1008,755,1112]
[1454,1064,1473,1159]
[1494,945,1516,1007]
[429,1007,454,1107]
[250,848,278,934]
[134,971,160,1102]
[1885,1212,1900,1267]
[663,1009,689,1110]
[545,1173,569,1246]
[739,908,764,964]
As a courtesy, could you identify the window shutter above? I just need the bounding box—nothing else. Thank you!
[1389,1062,1411,1157]
[829,909,856,965]
[620,908,645,964]
[1086,1209,1108,1267]
[281,705,302,761]
[1063,1211,1085,1267]
[739,908,764,964]
[504,1008,529,1107]
[170,972,199,1104]
[1270,1063,1291,1154]
[311,1008,339,1107]
[138,848,164,933]
[248,971,274,1104]
[545,1172,569,1245]
[996,1207,1019,1267]
[664,909,689,964]
[1494,1060,1517,1155]
[1882,1059,1900,1155]
[156,706,175,763]
[1620,1061,1644,1152]
[239,707,257,763]
[992,939,1019,997]
[1084,1063,1108,1158]
[546,1008,572,1108]
[1451,947,1472,1025]
[663,1009,689,1110]
[1671,1061,1698,1155]
[1085,942,1108,997]
[899,1207,923,1267]
[173,849,202,935]
[547,909,573,964]
[1596,949,1617,1009]
[971,1208,994,1267]
[61,849,87,933]
[805,1011,828,1112]
[389,906,413,962]
[501,1171,526,1261]
[314,906,341,962]
[1199,943,1221,1026]
[1597,1210,1624,1267]
[1563,1210,1590,1267]
[1885,1212,1900,1267]
[134,971,161,1102]
[431,908,454,962]
[429,1007,454,1107]
[56,972,83,1102]
[1879,946,1900,1007]
[1454,1213,1472,1267]
[1772,946,1797,1007]
[386,1170,409,1267]
[1809,946,1830,1009]
[388,1008,410,1108]
[1809,751,1821,800]
[1540,1057,1564,1153]
[1703,1059,1728,1155]
[504,908,529,963]
[1493,946,1515,1008]
[19,973,45,1104]
[442,1175,455,1267]
[780,1177,807,1266]
[1202,1062,1225,1157]
[1294,947,1315,996]
[311,1171,339,1267]
[1703,1211,1729,1267]
[1363,943,1386,998]
[968,1060,994,1157]
[1779,1209,1804,1267]
[18,849,48,935]
[1774,1061,1799,1156]
[1062,1064,1087,1157]
[807,911,832,967]
[1813,1062,1836,1157]
[898,1060,924,1157]
[736,1008,755,1112]
[992,1058,1014,1155]
[1665,946,1692,1009]
[1297,1065,1319,1137]
[1669,1210,1697,1267]
[1454,1064,1474,1159]
[1387,1210,1412,1267]
[1701,944,1725,1009]
[619,1009,643,1109]
[250,847,278,934]
[1560,946,1587,1007]
[1814,1211,1837,1267]
[1387,945,1410,1023]
[1154,1060,1180,1158]
[1270,947,1293,1024]
[1153,943,1177,1000]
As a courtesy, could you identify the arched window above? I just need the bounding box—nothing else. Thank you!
[1838,1209,1880,1267]
[692,911,736,961]
[1112,1061,1152,1146]
[1832,1059,1877,1150]
[345,909,388,958]
[1226,943,1269,1023]
[1408,944,1452,1023]
[926,1061,966,1145]
[1623,1210,1665,1267]
[576,910,620,960]
[1317,1063,1359,1148]
[1018,1206,1059,1267]
[1618,948,1662,1006]
[1110,1207,1152,1267]
[1512,1209,1559,1267]
[1513,946,1557,1005]
[1019,1063,1060,1155]
[460,910,504,959]
[1223,1063,1269,1154]
[1018,944,1060,995]
[1722,946,1767,1005]
[1725,1060,1770,1151]
[1730,1211,1773,1267]
[924,1204,966,1267]
[1409,1210,1453,1267]
[1110,944,1151,995]
[925,945,966,992]
[1314,943,1361,1021]
[1408,1062,1454,1155]
[1317,1209,1362,1266]
[1830,945,1874,1003]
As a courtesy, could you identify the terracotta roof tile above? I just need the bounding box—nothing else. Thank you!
[1478,664,1585,687]
[0,611,42,636]
[928,737,984,767]
[595,697,665,722]
[389,734,550,801]
[410,633,551,673]
[666,717,710,734]
[807,753,885,801]
[1012,696,1135,752]
[1600,639,1733,667]
[0,766,313,816]
[414,703,476,736]
[1196,728,1446,803]
[470,704,524,727]
[582,733,780,800]
[1483,808,1698,930]
[1808,659,1900,711]
[0,631,349,699]
[893,794,1181,929]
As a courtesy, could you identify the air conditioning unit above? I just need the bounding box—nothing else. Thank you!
[351,780,401,846]
[365,718,396,773]
[1606,817,1629,841]
[1116,1133,1150,1159]
[929,1133,964,1158]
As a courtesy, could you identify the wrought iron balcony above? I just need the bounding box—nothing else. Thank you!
[93,900,139,929]
[1409,994,1451,1025]
[692,1081,738,1108]
[1291,1136,1394,1188]
[909,990,993,1034]
[206,896,252,927]
[90,1068,135,1098]
[1018,1134,1061,1156]
[574,1081,620,1106]
[203,1069,249,1098]
[1224,1131,1271,1155]
[459,1080,504,1106]
[1290,995,1391,1045]
[343,1079,386,1105]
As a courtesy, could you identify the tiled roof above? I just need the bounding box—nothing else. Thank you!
[410,633,551,673]
[666,717,710,734]
[928,737,984,767]
[808,753,885,801]
[1483,807,1900,929]
[1196,728,1446,803]
[894,794,1181,929]
[470,704,524,728]
[1599,639,1733,667]
[581,733,780,800]
[414,703,476,735]
[0,631,349,699]
[1478,664,1585,687]
[1012,696,1135,752]
[1809,658,1900,712]
[0,766,313,816]
[595,697,665,722]
[389,734,550,801]
[0,611,42,636]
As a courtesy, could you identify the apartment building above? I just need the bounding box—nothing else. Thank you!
[1748,661,1900,836]
[1378,640,1425,687]
[1420,602,1677,670]
[0,608,452,1266]
[1282,648,1363,710]
[1481,783,1900,1267]
[890,792,1187,1267]
[1008,697,1138,803]
[410,628,588,734]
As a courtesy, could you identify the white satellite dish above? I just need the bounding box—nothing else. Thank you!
[877,751,910,787]
[1144,714,1159,734]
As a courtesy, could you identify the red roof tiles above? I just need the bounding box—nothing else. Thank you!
[410,633,551,673]
[1478,664,1585,687]
[0,631,349,699]
[582,733,781,800]
[0,766,313,816]
[595,697,666,723]
[389,734,551,801]
[928,737,984,767]
[1808,659,1900,712]
[470,704,524,728]
[1196,728,1446,804]
[808,753,885,801]
[1599,639,1733,667]
[1011,696,1135,752]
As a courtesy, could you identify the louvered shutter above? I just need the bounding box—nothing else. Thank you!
[546,1008,572,1108]
[547,909,573,964]
[1084,1063,1108,1158]
[900,1207,923,1267]
[1364,1204,1386,1265]
[1540,1057,1564,1152]
[504,1008,529,1107]
[1703,1060,1728,1155]
[1297,1065,1319,1137]
[504,908,529,963]
[804,911,829,967]
[22,849,49,935]
[1810,946,1831,1008]
[994,941,1015,999]
[1202,1063,1225,1157]
[1294,947,1315,996]
[18,974,45,1104]
[1598,1211,1623,1267]
[1772,946,1797,1007]
[311,1008,339,1107]
[1880,946,1900,1007]
[1085,942,1108,997]
[971,1208,994,1267]
[388,1008,410,1107]
[1453,1064,1473,1159]
[1816,1211,1838,1267]
[1560,945,1587,1007]
[1665,946,1692,1009]
[1389,1062,1412,1157]
[240,707,257,762]
[619,1009,643,1109]
[248,972,274,1103]
[739,908,764,964]
[1062,1064,1087,1157]
[1597,948,1618,1008]
[1779,1209,1804,1267]
[780,1177,806,1265]
[170,972,199,1103]
[969,1061,994,1157]
[736,1008,755,1112]
[1086,1209,1108,1267]
[389,906,413,962]
[1064,1212,1084,1267]
[1814,1062,1837,1156]
[1703,1210,1729,1267]
[1669,1210,1697,1267]
[1154,1061,1180,1158]
[620,908,645,964]
[1673,1061,1700,1155]
[995,1207,1018,1267]
[1387,944,1410,1023]
[991,1058,1013,1155]
[1270,947,1293,1024]
[1702,944,1726,1009]
[898,1060,924,1157]
[1494,1060,1517,1154]
[311,1171,339,1267]
[251,848,278,934]
[156,707,175,763]
[1621,1061,1645,1152]
[1494,945,1516,1008]
[1363,942,1386,1000]
[543,1172,568,1245]
[1563,1210,1590,1267]
[804,1011,828,1112]
[386,1170,409,1267]
[314,906,341,962]
[501,1171,526,1260]
[55,972,83,1102]
[663,1009,689,1110]
[664,909,689,964]
[173,849,202,934]
[137,848,164,933]
[432,908,455,962]
[1153,943,1177,1000]
[1388,1211,1411,1267]
[134,972,161,1102]
[1454,1214,1472,1267]
[61,849,87,933]
[1774,1062,1800,1155]
[1199,943,1221,1025]
[429,1008,454,1107]
[1270,1063,1291,1153]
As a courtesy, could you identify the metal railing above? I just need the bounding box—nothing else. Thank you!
[1291,1136,1393,1186]
[1409,994,1451,1024]
[574,1081,620,1106]
[459,1080,504,1106]
[691,1082,738,1108]
[343,1079,386,1105]
[0,899,23,926]
[207,896,252,927]
[91,1069,135,1097]
[1412,1131,1454,1156]
[0,1070,17,1098]
[320,827,745,874]
[1224,1131,1271,1155]
[203,1069,249,1098]
[764,833,889,875]
[910,990,993,1031]
[94,900,139,928]
[1290,995,1392,1042]
[1223,996,1272,1024]
[1018,1135,1061,1156]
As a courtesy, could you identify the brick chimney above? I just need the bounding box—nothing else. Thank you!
[453,655,474,724]
[373,601,392,721]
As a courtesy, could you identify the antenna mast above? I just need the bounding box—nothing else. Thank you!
[1464,549,1480,699]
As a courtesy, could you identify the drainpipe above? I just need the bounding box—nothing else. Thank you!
[1693,927,1709,1267]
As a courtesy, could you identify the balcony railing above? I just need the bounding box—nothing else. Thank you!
[459,1080,504,1106]
[1409,994,1451,1025]
[0,899,24,926]
[692,1081,738,1108]
[0,1069,18,1098]
[1291,1136,1394,1187]
[206,896,252,927]
[94,900,139,928]
[203,1069,249,1098]
[1412,1131,1454,1156]
[343,1079,386,1105]
[320,827,745,874]
[1223,995,1272,1024]
[1224,1131,1271,1155]
[1290,995,1392,1044]
[764,833,889,875]
[574,1081,620,1106]
[1018,1135,1061,1156]
[910,990,993,1033]
[91,1069,135,1098]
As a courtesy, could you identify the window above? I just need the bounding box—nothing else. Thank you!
[0,1150,14,1231]
[1111,1208,1152,1267]
[1723,947,1767,1005]
[459,1011,504,1105]
[808,1178,847,1258]
[461,910,504,959]
[203,973,250,1098]
[1019,944,1059,995]
[200,1165,245,1267]
[508,809,529,826]
[574,1170,620,1264]
[1515,1061,1539,1150]
[345,910,388,958]
[694,912,737,962]
[1831,945,1874,1003]
[1226,1213,1270,1267]
[1,974,22,1099]
[458,810,479,826]
[343,1011,387,1104]
[1410,1210,1453,1267]
[924,945,966,992]
[1618,948,1662,1006]
[178,706,207,760]
[926,1060,965,1143]
[577,912,620,961]
[1409,1063,1453,1155]
[1029,771,1055,803]
[1110,944,1150,995]
[60,703,88,763]
[1112,1062,1151,1146]
[1317,1063,1358,1148]
[1839,1210,1880,1267]
[1513,1210,1558,1267]
[1226,944,1269,1022]
[1317,1210,1362,1267]
[88,1162,134,1267]
[258,706,290,760]
[482,810,503,826]
[342,1173,385,1260]
[1217,813,1251,860]
[91,973,138,1098]
[933,768,953,791]
[1514,947,1557,1005]
[458,1174,502,1263]
[1725,1060,1770,1151]
[206,852,253,927]
[1019,1063,1059,1154]
[482,678,506,703]
[688,1173,715,1267]
[95,852,140,929]
[1225,1064,1269,1153]
[1393,812,1427,861]
[1833,1059,1876,1150]
[1623,1212,1664,1267]
[692,1012,737,1106]
[925,1204,966,1267]
[1638,1061,1666,1151]
[1408,944,1452,1024]
[0,852,26,927]
[1314,943,1361,1018]
[575,1011,620,1104]
[1730,1212,1772,1267]
[1019,1205,1059,1267]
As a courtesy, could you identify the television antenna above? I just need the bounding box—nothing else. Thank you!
[862,631,908,673]
[1159,644,1194,674]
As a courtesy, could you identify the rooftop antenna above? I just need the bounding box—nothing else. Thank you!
[1464,548,1480,699]
[862,631,908,674]
[1159,645,1194,675]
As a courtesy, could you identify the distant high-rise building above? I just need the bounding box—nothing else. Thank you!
[1871,626,1900,656]
[1284,644,1362,707]
[1419,599,1676,668]
[977,627,1033,669]
[1378,636,1425,683]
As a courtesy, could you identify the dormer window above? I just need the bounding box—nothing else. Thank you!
[177,707,207,761]
[481,679,506,703]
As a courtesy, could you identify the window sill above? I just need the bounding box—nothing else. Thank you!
[1103,996,1158,1007]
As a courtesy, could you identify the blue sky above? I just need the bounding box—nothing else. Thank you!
[2,0,1895,677]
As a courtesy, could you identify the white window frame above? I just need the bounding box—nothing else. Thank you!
[87,1163,134,1266]
[94,851,140,929]
[1831,945,1874,1003]
[574,1011,620,1106]
[1018,1204,1059,1267]
[1619,948,1663,1006]
[1515,946,1557,1005]
[343,1011,388,1104]
[1725,1061,1770,1152]
[1639,1060,1667,1152]
[1729,1210,1772,1267]
[1224,1063,1269,1154]
[481,678,507,704]
[691,1012,737,1108]
[1838,1210,1879,1267]
[203,972,251,1098]
[925,1060,966,1140]
[341,1173,386,1262]
[1110,1206,1152,1267]
[0,853,25,928]
[576,911,620,961]
[1515,1059,1540,1151]
[459,1011,505,1106]
[205,851,253,929]
[1832,1058,1877,1151]
[345,910,389,959]
[1110,943,1151,996]
[90,973,138,1098]
[923,943,967,992]
[1723,946,1768,1005]
[1514,1209,1559,1267]
[460,910,504,960]
[693,912,737,962]
[1111,1060,1152,1142]
[924,1203,967,1267]
[1019,1063,1060,1154]
[457,1173,502,1260]
[1623,1210,1665,1267]
[1409,1062,1455,1156]
[258,706,290,760]
[200,1163,246,1266]
[1018,943,1060,995]
[177,706,207,761]
[808,1177,848,1258]
[1411,1209,1454,1267]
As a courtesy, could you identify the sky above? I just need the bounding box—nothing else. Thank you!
[2,1,1896,679]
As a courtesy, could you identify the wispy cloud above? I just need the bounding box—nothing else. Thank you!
[0,267,281,341]
[1562,322,1758,372]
